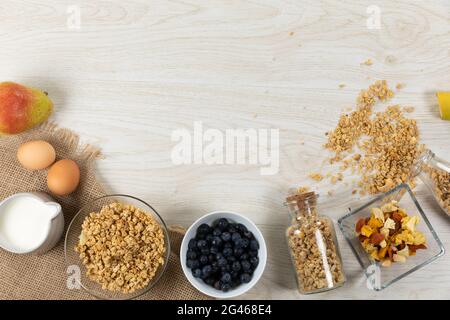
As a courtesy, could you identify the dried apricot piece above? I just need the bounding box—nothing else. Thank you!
[378,247,388,259]
[355,218,366,233]
[361,225,374,237]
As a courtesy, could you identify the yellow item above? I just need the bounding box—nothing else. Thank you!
[367,217,383,229]
[437,92,450,120]
[371,207,385,222]
[413,231,426,245]
[378,246,388,259]
[370,250,380,261]
[395,230,414,245]
[361,225,374,237]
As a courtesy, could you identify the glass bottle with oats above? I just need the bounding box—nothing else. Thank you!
[411,149,450,217]
[285,191,345,294]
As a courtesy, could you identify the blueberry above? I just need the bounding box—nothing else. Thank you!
[197,240,208,249]
[211,261,219,273]
[223,247,233,257]
[249,250,258,257]
[215,253,224,260]
[243,230,254,239]
[241,260,251,272]
[212,236,222,247]
[220,265,230,273]
[196,233,206,240]
[199,255,209,265]
[214,281,221,290]
[231,270,240,279]
[250,239,259,251]
[231,261,241,272]
[250,256,259,268]
[210,246,219,254]
[202,265,212,278]
[233,247,244,257]
[187,250,197,260]
[217,257,228,267]
[190,259,201,269]
[227,255,236,262]
[206,234,214,242]
[212,228,222,237]
[227,224,237,233]
[192,268,202,278]
[221,283,231,292]
[221,232,231,242]
[208,254,216,263]
[221,272,232,283]
[231,232,241,242]
[234,238,244,249]
[240,273,252,283]
[201,248,210,255]
[188,239,197,249]
[240,253,249,261]
[205,277,215,286]
[241,238,249,248]
[197,223,211,235]
[224,242,232,249]
[216,218,229,231]
[236,223,248,233]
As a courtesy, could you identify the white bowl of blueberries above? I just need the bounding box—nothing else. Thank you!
[180,211,267,298]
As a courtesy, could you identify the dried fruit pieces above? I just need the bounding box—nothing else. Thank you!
[355,200,427,267]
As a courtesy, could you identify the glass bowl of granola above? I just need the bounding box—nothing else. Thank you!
[64,195,170,300]
[338,184,444,291]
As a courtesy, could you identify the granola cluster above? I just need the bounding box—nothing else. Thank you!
[323,80,423,195]
[75,202,166,294]
[356,200,427,267]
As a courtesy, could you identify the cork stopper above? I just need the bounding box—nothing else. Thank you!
[286,191,318,217]
[286,192,316,206]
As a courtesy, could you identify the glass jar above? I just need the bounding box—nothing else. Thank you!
[285,191,346,294]
[411,149,450,217]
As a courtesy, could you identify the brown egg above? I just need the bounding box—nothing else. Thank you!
[47,159,80,196]
[17,140,56,170]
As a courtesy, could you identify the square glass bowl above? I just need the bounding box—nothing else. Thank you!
[338,184,445,291]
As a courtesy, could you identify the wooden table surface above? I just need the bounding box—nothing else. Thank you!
[1,0,449,299]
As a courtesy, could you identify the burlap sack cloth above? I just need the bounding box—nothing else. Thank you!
[0,123,208,300]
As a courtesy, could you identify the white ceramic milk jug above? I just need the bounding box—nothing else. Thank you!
[0,192,64,255]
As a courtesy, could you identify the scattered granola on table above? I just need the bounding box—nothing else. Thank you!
[309,173,324,182]
[321,80,424,195]
[297,186,310,193]
[75,202,166,293]
[285,192,345,293]
[361,59,373,66]
[355,200,427,267]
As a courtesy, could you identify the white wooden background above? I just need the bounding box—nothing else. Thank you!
[1,0,449,299]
